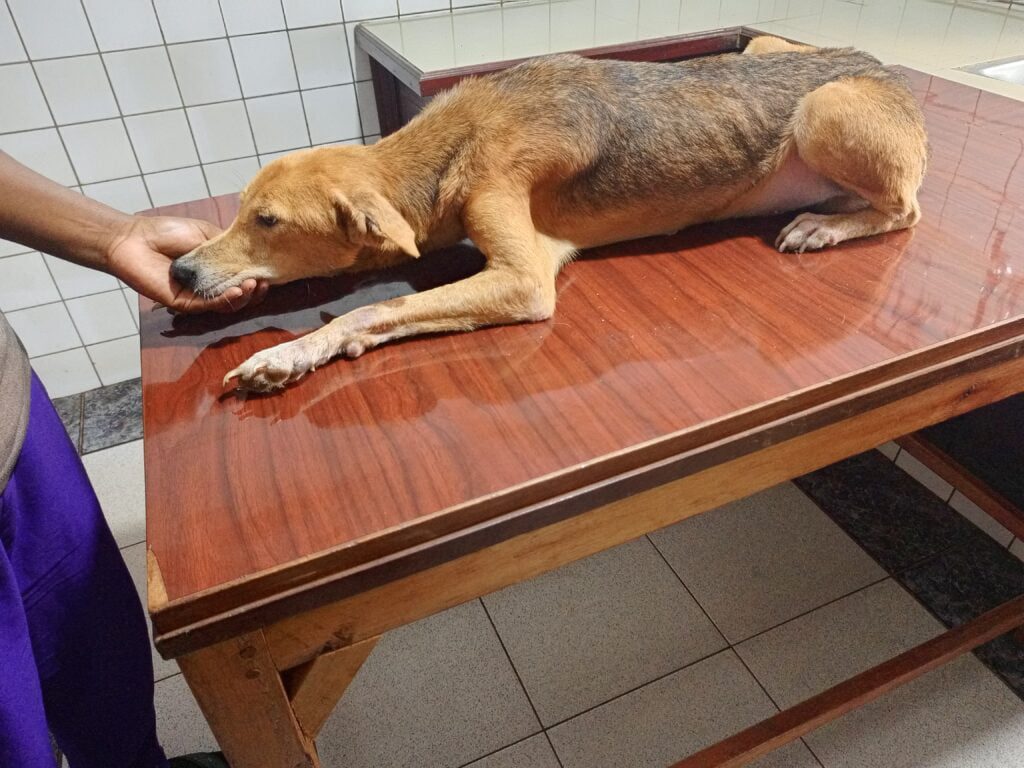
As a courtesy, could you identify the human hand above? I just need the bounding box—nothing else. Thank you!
[105,216,269,314]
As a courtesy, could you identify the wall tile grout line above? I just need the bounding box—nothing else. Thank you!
[77,0,161,211]
[148,0,208,202]
[5,0,85,189]
[0,0,486,69]
[0,79,366,136]
[211,1,263,166]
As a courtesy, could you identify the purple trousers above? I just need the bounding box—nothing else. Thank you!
[0,374,169,768]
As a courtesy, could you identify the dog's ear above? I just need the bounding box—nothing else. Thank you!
[332,190,420,258]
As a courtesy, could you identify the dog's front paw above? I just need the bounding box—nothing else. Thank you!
[223,340,318,393]
[776,213,841,253]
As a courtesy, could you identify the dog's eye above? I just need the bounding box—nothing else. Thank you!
[257,213,278,228]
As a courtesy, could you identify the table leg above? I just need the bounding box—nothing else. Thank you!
[284,636,380,739]
[178,630,319,768]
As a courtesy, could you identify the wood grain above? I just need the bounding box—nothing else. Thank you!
[178,630,318,768]
[143,65,1024,654]
[672,593,1024,768]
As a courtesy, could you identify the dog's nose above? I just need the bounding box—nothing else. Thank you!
[170,260,197,289]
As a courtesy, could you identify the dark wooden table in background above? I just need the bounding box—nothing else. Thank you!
[143,33,1024,768]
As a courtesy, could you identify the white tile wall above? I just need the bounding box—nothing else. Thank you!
[221,0,286,36]
[145,166,209,206]
[34,56,119,124]
[290,24,352,88]
[0,4,25,64]
[45,255,121,299]
[67,290,137,345]
[82,0,163,51]
[231,31,299,96]
[8,0,95,59]
[153,0,225,44]
[303,84,361,143]
[88,334,141,385]
[31,347,100,397]
[284,0,345,28]
[0,129,77,185]
[0,252,60,311]
[6,302,81,357]
[104,48,182,114]
[187,101,255,162]
[247,92,310,152]
[125,110,199,172]
[168,40,241,105]
[0,64,51,132]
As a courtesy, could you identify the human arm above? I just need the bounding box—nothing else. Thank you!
[0,152,266,313]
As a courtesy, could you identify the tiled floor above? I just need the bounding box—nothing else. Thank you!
[53,376,1024,768]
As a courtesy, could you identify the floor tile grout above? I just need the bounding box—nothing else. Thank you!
[646,531,832,767]
[730,651,828,768]
[645,533,730,646]
[647,526,891,649]
[538,646,733,733]
[450,729,547,768]
[155,669,180,685]
[477,598,563,765]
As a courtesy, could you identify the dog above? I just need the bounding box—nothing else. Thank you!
[171,35,928,393]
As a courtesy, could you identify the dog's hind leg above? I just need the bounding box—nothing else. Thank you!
[224,192,573,392]
[776,76,927,253]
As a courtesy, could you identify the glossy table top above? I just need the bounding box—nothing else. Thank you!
[143,68,1024,627]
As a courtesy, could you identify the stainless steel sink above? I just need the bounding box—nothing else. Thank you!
[960,56,1024,86]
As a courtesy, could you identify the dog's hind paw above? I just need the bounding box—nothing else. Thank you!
[776,212,842,253]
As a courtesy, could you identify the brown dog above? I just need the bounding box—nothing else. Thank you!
[172,36,927,393]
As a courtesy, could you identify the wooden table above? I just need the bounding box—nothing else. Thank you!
[143,39,1024,768]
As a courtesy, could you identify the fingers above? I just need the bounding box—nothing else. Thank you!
[168,278,271,314]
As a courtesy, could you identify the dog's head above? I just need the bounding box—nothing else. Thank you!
[171,146,419,298]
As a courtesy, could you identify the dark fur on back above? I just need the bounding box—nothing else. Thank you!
[458,49,907,208]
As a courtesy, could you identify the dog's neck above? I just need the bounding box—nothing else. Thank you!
[369,111,474,243]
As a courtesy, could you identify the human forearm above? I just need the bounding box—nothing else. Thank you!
[0,151,131,271]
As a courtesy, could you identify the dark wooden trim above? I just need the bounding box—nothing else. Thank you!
[369,58,403,137]
[419,28,747,95]
[672,593,1024,767]
[897,433,1024,540]
[151,329,1024,655]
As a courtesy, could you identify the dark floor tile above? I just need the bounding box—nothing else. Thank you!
[901,534,1024,699]
[794,450,983,574]
[800,449,1024,702]
[82,378,142,454]
[52,393,83,453]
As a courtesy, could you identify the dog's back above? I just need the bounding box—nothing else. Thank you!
[472,50,909,205]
